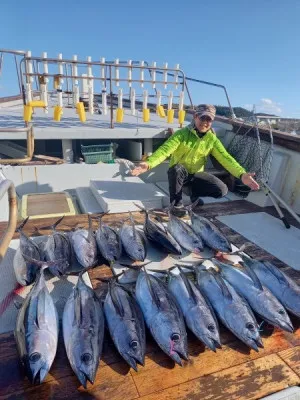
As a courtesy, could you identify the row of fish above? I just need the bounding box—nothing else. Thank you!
[14,203,232,287]
[14,249,300,387]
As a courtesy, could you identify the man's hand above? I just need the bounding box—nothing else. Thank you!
[241,172,260,190]
[131,162,149,176]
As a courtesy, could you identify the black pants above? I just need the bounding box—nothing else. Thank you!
[168,164,228,206]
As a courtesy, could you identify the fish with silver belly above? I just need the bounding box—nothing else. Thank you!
[214,259,293,332]
[14,266,59,384]
[135,268,188,365]
[186,203,231,253]
[120,213,147,261]
[196,265,263,351]
[41,216,72,276]
[135,203,182,255]
[240,255,300,319]
[14,217,41,286]
[63,273,104,388]
[167,266,221,351]
[104,279,146,370]
[95,213,122,264]
[166,207,203,254]
[70,215,98,269]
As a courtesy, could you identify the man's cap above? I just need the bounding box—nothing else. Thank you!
[194,104,216,120]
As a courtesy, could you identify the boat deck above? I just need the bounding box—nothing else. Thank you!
[0,200,300,400]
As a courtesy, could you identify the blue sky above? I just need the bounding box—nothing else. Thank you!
[1,0,300,117]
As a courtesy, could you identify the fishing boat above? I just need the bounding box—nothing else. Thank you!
[0,48,299,400]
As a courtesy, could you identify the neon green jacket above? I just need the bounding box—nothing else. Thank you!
[147,126,246,178]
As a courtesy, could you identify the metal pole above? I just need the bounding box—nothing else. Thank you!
[0,179,18,262]
[109,65,114,129]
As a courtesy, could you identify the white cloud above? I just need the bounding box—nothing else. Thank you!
[258,98,282,115]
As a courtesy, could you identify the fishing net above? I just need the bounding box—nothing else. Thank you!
[226,118,274,197]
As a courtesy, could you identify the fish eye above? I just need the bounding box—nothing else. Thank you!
[246,323,255,331]
[171,333,180,342]
[278,309,285,315]
[29,352,41,363]
[130,340,138,349]
[208,324,215,332]
[81,353,93,364]
[88,327,95,335]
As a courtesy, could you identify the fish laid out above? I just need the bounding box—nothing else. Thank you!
[119,213,147,261]
[166,207,203,254]
[167,266,221,351]
[70,215,98,269]
[214,259,294,332]
[135,268,188,365]
[187,204,232,253]
[63,273,105,388]
[95,213,122,264]
[14,218,41,286]
[240,255,300,318]
[196,265,263,351]
[41,216,72,276]
[135,204,182,255]
[104,279,146,370]
[14,266,59,384]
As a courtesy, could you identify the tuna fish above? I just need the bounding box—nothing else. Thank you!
[104,279,146,370]
[63,273,104,388]
[196,265,263,351]
[186,204,231,253]
[14,266,59,384]
[70,215,98,269]
[166,208,203,254]
[135,268,188,365]
[214,259,293,332]
[240,255,300,319]
[14,218,41,286]
[134,204,182,255]
[95,213,122,264]
[42,216,72,276]
[167,267,221,351]
[119,213,147,261]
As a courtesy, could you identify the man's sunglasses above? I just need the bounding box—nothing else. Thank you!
[197,115,213,123]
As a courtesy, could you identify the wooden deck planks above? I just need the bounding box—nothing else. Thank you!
[278,346,300,377]
[130,328,300,397]
[137,354,300,400]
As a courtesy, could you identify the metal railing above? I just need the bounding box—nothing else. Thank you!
[0,125,34,164]
[0,179,17,262]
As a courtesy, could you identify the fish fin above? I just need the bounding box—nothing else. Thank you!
[109,281,125,317]
[239,262,264,291]
[13,300,23,310]
[262,261,289,286]
[143,267,161,309]
[178,266,198,304]
[185,198,201,213]
[209,268,233,301]
[16,217,29,233]
[74,287,83,326]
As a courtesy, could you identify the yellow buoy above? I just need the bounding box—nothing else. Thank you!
[157,105,166,118]
[76,102,86,122]
[178,110,186,124]
[167,109,174,124]
[116,108,124,123]
[143,108,150,122]
[54,105,63,121]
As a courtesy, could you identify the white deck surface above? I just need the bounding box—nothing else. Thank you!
[90,178,166,213]
[0,105,186,139]
[217,212,300,271]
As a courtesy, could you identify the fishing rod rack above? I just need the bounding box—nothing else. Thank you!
[1,49,188,128]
